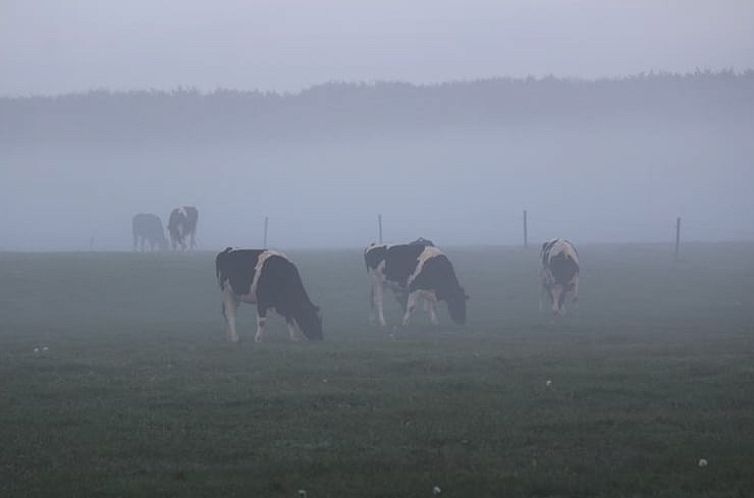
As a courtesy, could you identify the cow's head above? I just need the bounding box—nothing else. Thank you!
[297,303,324,340]
[446,287,468,325]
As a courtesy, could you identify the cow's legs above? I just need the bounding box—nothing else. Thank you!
[286,318,302,341]
[254,308,268,343]
[402,290,420,326]
[372,279,387,327]
[571,275,580,304]
[369,286,377,324]
[222,287,240,343]
[550,284,564,315]
[427,300,439,326]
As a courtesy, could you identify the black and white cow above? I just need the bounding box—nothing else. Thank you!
[215,248,323,343]
[364,240,467,327]
[540,239,580,316]
[132,213,167,251]
[167,206,199,250]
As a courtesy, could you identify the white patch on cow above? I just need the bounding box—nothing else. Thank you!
[237,250,290,304]
[544,239,579,267]
[368,258,388,327]
[222,285,240,343]
[402,289,437,326]
[287,320,302,341]
[427,298,439,325]
[407,246,443,287]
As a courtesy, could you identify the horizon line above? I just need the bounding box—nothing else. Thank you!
[2,67,752,100]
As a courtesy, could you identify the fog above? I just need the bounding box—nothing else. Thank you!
[2,81,753,250]
[2,1,754,251]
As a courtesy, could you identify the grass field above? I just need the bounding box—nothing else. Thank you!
[1,244,753,497]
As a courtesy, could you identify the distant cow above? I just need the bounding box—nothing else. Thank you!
[167,206,199,250]
[132,213,167,251]
[540,239,580,316]
[215,248,323,343]
[365,241,467,327]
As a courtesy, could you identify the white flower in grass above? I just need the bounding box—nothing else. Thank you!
[33,347,39,354]
[433,485,442,495]
[298,489,307,498]
[545,379,552,387]
[42,346,49,352]
[698,458,708,467]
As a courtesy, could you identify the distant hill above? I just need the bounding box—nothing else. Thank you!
[2,71,752,143]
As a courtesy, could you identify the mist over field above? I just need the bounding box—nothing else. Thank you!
[4,2,754,496]
[2,73,754,250]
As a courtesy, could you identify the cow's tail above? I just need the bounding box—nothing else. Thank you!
[215,247,233,288]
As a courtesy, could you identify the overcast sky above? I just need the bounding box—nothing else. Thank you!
[2,0,753,96]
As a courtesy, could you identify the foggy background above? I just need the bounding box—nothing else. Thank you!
[1,1,753,250]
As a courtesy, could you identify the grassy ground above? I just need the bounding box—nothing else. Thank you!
[1,244,753,497]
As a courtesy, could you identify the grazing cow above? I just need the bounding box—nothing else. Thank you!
[540,239,580,316]
[132,213,167,251]
[215,248,323,343]
[167,206,199,250]
[365,241,467,327]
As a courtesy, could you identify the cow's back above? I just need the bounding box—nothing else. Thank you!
[384,244,426,286]
[542,239,580,284]
[216,248,264,295]
[133,213,163,236]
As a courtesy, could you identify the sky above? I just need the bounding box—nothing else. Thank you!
[2,0,754,96]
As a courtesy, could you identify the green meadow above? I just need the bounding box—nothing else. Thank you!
[1,244,752,497]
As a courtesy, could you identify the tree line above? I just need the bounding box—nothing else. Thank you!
[2,70,752,143]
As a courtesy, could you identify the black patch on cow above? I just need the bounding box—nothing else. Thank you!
[256,255,322,340]
[383,244,426,286]
[548,253,579,285]
[364,245,387,271]
[409,254,467,324]
[215,248,263,294]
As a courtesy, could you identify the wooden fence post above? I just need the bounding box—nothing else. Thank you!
[378,214,383,244]
[264,216,269,248]
[674,217,681,261]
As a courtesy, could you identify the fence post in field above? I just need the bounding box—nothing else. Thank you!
[674,217,681,261]
[378,214,383,244]
[523,210,528,249]
[264,216,269,248]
